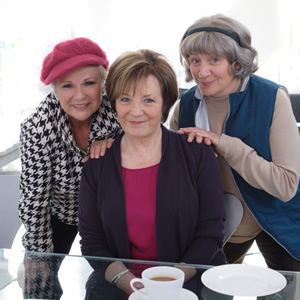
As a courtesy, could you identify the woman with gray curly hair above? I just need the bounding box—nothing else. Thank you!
[169,14,300,271]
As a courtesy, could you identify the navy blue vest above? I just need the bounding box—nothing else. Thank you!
[178,75,300,260]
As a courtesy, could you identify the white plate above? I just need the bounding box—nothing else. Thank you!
[129,288,198,300]
[201,264,287,297]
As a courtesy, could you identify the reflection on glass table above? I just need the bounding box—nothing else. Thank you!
[0,248,299,300]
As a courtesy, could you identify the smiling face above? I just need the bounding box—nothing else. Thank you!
[189,53,238,98]
[115,75,163,141]
[53,65,102,125]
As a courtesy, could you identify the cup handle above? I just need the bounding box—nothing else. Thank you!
[130,278,149,299]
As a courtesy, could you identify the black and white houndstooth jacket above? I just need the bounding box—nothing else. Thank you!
[18,92,121,252]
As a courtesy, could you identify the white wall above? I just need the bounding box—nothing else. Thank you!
[71,0,300,92]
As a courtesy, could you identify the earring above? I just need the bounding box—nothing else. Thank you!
[233,62,241,70]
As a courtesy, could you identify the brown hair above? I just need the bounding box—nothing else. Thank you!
[106,49,178,123]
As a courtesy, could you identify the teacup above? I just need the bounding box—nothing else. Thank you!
[130,266,185,300]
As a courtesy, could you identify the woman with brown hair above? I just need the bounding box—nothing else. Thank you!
[78,49,226,299]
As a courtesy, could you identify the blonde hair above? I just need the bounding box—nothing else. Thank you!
[52,65,107,95]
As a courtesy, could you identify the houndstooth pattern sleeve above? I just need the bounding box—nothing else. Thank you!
[19,97,57,252]
[18,93,121,252]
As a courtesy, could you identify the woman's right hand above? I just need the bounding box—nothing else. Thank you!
[177,127,221,147]
[84,138,114,162]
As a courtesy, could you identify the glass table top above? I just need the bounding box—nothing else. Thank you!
[0,248,299,300]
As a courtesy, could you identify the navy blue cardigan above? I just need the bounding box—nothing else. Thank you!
[78,125,226,269]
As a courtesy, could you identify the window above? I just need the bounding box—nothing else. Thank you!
[0,0,73,171]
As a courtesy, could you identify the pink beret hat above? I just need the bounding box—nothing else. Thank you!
[40,37,109,85]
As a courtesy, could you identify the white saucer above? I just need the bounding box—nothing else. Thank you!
[129,288,198,300]
[201,264,287,297]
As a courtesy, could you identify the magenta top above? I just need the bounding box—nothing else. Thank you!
[122,164,159,261]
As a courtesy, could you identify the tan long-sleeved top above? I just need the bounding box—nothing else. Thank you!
[169,86,300,243]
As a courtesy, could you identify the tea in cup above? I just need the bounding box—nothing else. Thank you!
[130,266,184,300]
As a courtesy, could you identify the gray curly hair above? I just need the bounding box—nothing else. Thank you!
[180,14,258,82]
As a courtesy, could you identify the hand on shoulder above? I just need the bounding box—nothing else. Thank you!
[177,127,220,147]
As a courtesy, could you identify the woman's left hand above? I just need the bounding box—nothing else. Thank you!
[177,127,220,147]
[84,138,114,162]
[175,263,197,282]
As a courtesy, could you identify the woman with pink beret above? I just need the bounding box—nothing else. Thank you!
[18,37,121,299]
